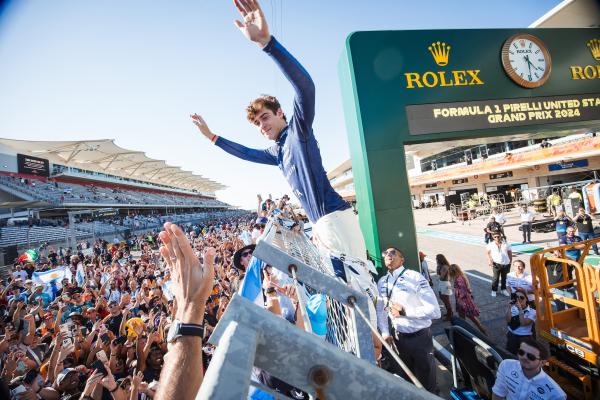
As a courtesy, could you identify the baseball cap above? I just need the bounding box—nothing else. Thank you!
[56,368,77,386]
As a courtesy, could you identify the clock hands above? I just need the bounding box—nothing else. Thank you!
[525,56,532,80]
[524,55,541,71]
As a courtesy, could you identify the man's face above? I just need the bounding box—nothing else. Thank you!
[148,348,164,368]
[61,371,80,392]
[493,234,502,242]
[517,342,543,373]
[382,248,403,270]
[252,107,287,141]
[567,227,575,237]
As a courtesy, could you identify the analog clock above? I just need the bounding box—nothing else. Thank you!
[501,34,552,88]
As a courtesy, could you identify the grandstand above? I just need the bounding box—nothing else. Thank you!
[0,138,236,263]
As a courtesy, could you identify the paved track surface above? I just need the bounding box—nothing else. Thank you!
[413,206,599,355]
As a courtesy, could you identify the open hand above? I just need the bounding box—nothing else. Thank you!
[190,114,215,141]
[233,0,271,47]
[159,223,215,325]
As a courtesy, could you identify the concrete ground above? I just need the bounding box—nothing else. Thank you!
[412,205,600,398]
[414,205,599,351]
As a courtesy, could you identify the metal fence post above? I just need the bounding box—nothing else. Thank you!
[197,320,258,399]
[202,295,439,399]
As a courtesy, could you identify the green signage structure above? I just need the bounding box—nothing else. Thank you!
[339,28,600,271]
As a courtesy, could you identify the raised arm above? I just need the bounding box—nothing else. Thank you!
[191,114,278,165]
[233,0,315,131]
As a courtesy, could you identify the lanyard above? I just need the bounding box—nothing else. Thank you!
[385,267,407,309]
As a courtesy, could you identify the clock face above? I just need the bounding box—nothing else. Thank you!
[501,34,552,88]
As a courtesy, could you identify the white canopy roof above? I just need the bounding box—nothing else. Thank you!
[0,138,226,193]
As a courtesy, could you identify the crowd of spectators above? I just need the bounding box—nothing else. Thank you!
[0,208,267,399]
[0,174,227,209]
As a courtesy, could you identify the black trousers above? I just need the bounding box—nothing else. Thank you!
[392,327,437,393]
[521,223,532,242]
[492,263,510,291]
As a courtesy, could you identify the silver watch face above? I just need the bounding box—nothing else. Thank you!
[167,320,182,343]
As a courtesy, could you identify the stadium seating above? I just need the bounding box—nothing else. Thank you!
[0,175,229,208]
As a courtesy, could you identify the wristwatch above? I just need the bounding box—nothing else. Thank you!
[166,320,204,343]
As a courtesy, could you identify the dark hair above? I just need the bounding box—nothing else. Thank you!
[520,337,549,360]
[246,95,287,123]
[435,254,449,266]
[513,259,526,268]
[514,287,528,298]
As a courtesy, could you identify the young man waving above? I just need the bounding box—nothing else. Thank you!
[191,0,366,260]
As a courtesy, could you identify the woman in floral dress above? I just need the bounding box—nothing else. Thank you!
[449,264,488,335]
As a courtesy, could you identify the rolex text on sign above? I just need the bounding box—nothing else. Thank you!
[404,41,484,89]
[570,39,600,80]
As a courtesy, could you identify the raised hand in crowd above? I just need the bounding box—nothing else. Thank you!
[156,222,215,400]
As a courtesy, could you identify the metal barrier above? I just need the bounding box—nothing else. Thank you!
[196,219,446,398]
[254,221,374,362]
[199,294,438,399]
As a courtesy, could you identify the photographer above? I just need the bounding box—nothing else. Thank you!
[505,287,536,355]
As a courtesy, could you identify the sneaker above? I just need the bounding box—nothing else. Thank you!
[501,289,510,296]
[491,291,497,297]
[522,240,526,244]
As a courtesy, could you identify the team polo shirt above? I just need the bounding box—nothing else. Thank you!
[558,234,582,260]
[507,306,536,336]
[376,266,441,335]
[506,272,533,301]
[492,359,566,400]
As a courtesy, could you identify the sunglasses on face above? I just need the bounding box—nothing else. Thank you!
[241,250,253,258]
[493,235,501,239]
[381,249,399,258]
[518,349,540,361]
[516,295,526,300]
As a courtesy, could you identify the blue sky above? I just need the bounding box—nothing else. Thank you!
[0,0,561,209]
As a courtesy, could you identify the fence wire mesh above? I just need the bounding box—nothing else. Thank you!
[261,223,360,357]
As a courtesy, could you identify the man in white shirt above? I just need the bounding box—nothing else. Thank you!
[492,338,566,400]
[519,204,535,244]
[376,247,441,393]
[486,232,512,297]
[12,265,28,281]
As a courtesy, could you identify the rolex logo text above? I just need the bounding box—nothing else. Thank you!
[404,41,484,89]
[570,39,600,80]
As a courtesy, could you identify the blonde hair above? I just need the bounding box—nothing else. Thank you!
[448,263,471,291]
